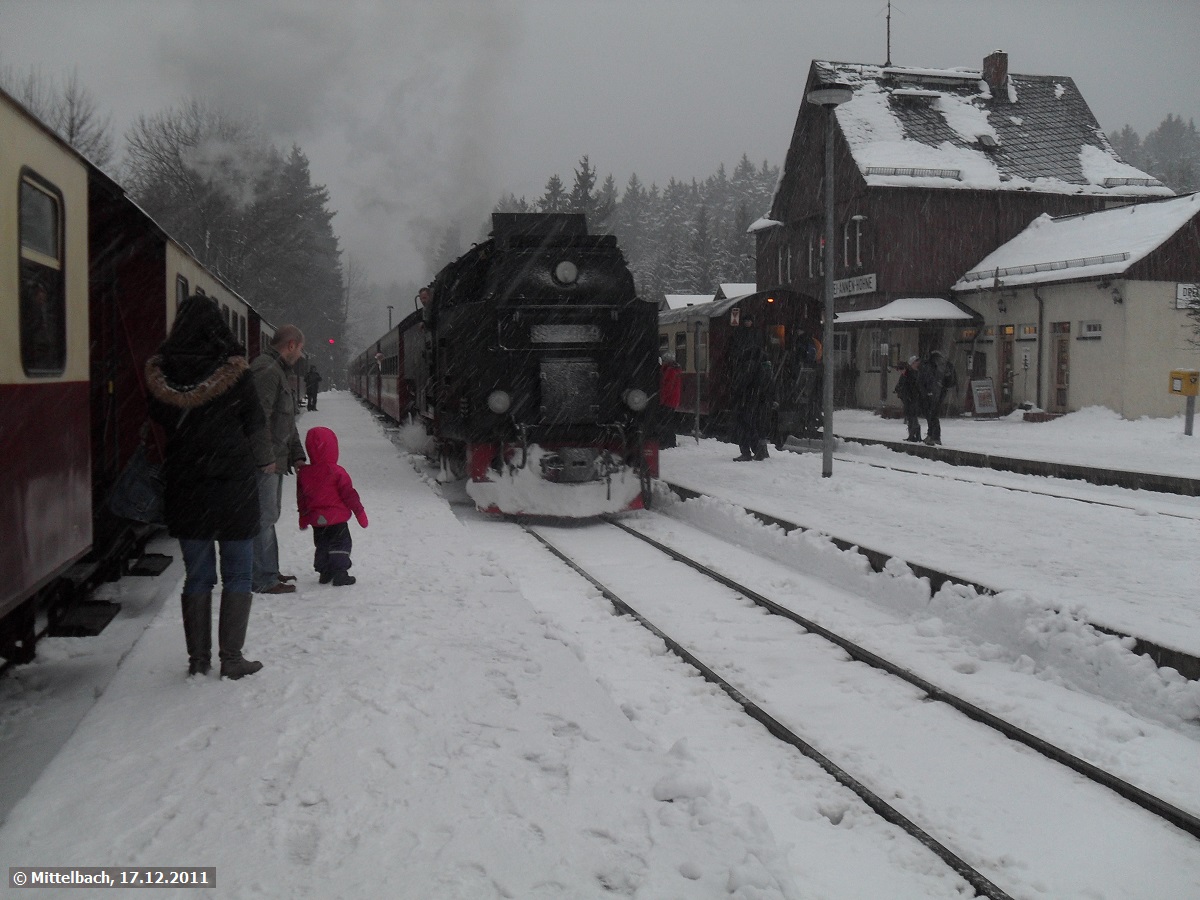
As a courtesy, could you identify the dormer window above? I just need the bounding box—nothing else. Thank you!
[977,134,1000,151]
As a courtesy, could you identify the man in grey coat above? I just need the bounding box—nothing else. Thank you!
[251,325,307,594]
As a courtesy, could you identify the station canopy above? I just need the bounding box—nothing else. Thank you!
[834,297,978,324]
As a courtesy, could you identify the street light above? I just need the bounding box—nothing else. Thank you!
[807,80,853,478]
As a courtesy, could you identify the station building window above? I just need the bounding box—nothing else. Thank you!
[19,172,66,376]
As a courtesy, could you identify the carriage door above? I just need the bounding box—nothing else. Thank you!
[1049,322,1070,413]
[997,324,1015,413]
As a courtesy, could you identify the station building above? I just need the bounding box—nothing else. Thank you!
[752,50,1199,418]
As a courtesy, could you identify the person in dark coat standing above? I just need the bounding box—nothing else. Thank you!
[304,366,322,411]
[146,295,274,679]
[894,355,922,442]
[251,325,308,595]
[918,349,958,446]
[730,315,774,461]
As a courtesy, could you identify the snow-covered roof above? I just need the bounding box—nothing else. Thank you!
[953,193,1200,291]
[663,294,713,310]
[806,59,1173,198]
[747,217,782,233]
[659,295,743,326]
[835,297,978,324]
[717,283,757,300]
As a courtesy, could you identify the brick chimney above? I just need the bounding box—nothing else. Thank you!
[983,50,1009,96]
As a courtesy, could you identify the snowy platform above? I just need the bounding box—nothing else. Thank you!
[0,393,793,898]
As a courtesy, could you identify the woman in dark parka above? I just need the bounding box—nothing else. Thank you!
[146,295,274,679]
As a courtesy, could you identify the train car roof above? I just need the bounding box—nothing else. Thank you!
[658,288,811,326]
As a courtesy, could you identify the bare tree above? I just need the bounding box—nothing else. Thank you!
[122,100,274,285]
[0,64,115,171]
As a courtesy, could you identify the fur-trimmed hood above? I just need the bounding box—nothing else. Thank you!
[146,355,250,409]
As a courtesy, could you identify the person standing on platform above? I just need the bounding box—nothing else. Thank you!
[919,349,957,446]
[895,355,922,442]
[658,352,682,449]
[304,366,322,411]
[146,295,274,679]
[251,325,307,595]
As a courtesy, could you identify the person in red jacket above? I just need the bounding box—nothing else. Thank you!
[297,426,368,586]
[658,352,683,448]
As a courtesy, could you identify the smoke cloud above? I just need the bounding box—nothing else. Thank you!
[159,0,520,284]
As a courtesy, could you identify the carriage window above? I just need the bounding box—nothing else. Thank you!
[176,275,189,311]
[19,175,66,376]
[674,332,688,371]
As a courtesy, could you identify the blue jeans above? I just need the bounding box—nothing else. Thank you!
[252,472,283,590]
[181,539,254,594]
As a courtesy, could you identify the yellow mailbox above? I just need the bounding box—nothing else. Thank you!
[1169,369,1199,397]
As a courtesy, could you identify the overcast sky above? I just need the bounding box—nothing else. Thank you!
[3,0,1198,285]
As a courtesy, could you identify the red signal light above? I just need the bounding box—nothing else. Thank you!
[328,338,336,344]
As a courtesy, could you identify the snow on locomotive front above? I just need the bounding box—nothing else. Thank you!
[428,213,659,516]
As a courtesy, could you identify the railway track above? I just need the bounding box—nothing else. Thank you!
[521,515,1200,899]
[829,453,1200,521]
[663,480,1200,681]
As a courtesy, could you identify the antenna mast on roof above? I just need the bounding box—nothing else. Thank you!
[885,0,893,67]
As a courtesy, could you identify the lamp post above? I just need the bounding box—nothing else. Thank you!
[807,81,853,478]
[692,315,705,443]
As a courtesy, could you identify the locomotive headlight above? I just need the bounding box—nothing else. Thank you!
[623,388,649,412]
[487,390,512,414]
[553,260,579,285]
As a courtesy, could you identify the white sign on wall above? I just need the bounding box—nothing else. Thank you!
[1176,283,1200,309]
[833,273,877,298]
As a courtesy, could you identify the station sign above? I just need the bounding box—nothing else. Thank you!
[834,273,877,299]
[1176,283,1200,309]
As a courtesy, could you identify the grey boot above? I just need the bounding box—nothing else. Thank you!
[218,591,263,680]
[181,593,212,676]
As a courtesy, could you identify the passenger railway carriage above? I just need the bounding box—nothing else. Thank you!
[353,213,659,516]
[658,288,824,446]
[1,88,273,664]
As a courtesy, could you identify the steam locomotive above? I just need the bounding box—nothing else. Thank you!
[352,213,660,516]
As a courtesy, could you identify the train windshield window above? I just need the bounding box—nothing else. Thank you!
[19,175,66,376]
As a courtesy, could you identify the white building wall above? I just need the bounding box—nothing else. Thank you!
[1121,281,1200,417]
[962,279,1200,419]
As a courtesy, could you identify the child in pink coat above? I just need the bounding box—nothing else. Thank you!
[297,427,368,586]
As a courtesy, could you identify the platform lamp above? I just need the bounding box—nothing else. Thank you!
[807,80,853,477]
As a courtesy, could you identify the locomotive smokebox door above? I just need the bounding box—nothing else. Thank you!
[539,359,600,422]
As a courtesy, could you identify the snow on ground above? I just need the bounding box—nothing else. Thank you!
[1,393,1198,898]
[834,405,1199,479]
[664,408,1200,658]
[0,395,794,899]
